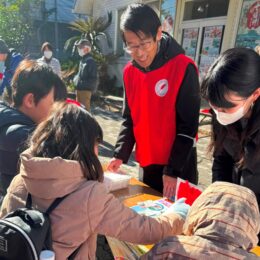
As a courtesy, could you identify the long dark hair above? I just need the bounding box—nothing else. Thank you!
[201,48,260,108]
[29,102,104,181]
[201,48,260,165]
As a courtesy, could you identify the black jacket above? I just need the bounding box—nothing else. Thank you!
[0,102,35,195]
[114,33,201,183]
[212,99,260,205]
[73,53,97,91]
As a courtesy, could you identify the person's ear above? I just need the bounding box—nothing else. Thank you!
[156,26,163,41]
[22,93,35,108]
[252,88,260,102]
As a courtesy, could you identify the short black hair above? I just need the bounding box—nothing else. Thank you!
[201,48,260,108]
[12,60,67,107]
[120,4,161,42]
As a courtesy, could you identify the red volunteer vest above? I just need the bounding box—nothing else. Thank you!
[124,54,195,167]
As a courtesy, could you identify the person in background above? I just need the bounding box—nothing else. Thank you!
[201,47,260,207]
[0,60,67,197]
[73,39,97,111]
[0,102,189,259]
[0,39,23,96]
[37,42,61,77]
[142,182,260,259]
[108,4,200,198]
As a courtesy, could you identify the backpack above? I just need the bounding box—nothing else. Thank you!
[0,193,78,260]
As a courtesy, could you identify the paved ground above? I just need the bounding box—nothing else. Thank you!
[93,106,213,189]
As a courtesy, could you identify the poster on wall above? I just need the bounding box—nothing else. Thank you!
[199,25,224,79]
[181,28,199,60]
[235,0,260,49]
[160,0,177,36]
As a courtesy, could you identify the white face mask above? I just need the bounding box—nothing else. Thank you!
[77,48,85,57]
[44,51,52,59]
[212,104,247,125]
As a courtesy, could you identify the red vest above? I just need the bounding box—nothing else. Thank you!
[124,54,195,167]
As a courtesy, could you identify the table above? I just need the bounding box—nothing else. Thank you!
[107,178,260,258]
[111,178,161,206]
[106,178,160,259]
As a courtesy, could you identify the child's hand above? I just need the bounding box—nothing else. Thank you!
[165,198,190,220]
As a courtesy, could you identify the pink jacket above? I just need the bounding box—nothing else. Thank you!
[0,150,184,260]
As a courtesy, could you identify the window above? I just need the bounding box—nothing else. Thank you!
[115,8,125,55]
[183,0,229,21]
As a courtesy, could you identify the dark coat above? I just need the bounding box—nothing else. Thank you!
[212,98,260,205]
[73,53,97,92]
[0,102,35,195]
[114,32,201,183]
[0,49,23,95]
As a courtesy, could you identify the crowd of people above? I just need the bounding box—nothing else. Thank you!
[0,3,260,260]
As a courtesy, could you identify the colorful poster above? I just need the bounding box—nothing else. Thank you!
[199,25,224,79]
[182,28,199,60]
[131,198,172,217]
[235,0,260,49]
[161,0,177,36]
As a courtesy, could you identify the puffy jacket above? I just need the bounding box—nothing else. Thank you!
[0,149,184,260]
[0,102,35,195]
[0,49,23,95]
[73,53,97,91]
[212,98,260,206]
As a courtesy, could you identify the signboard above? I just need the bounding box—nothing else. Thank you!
[160,0,177,36]
[182,28,199,60]
[199,25,224,78]
[235,0,260,49]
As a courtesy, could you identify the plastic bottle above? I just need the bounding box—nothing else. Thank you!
[39,250,55,260]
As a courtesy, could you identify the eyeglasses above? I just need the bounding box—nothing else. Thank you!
[123,41,153,54]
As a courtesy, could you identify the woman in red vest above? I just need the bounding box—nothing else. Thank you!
[108,4,200,198]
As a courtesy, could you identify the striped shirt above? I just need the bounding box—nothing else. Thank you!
[37,56,61,77]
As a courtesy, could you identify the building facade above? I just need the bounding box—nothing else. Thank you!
[28,0,82,59]
[74,0,260,86]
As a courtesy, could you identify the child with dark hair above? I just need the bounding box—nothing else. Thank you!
[1,102,189,259]
[0,60,67,196]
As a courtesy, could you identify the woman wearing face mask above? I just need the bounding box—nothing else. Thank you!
[37,42,61,77]
[201,47,260,208]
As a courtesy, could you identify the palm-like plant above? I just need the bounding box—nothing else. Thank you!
[63,12,119,96]
[64,11,112,56]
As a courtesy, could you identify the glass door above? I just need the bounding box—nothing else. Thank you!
[180,0,229,80]
[181,18,226,80]
[181,27,200,60]
[199,25,225,78]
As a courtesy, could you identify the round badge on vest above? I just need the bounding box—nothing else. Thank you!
[155,79,169,97]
